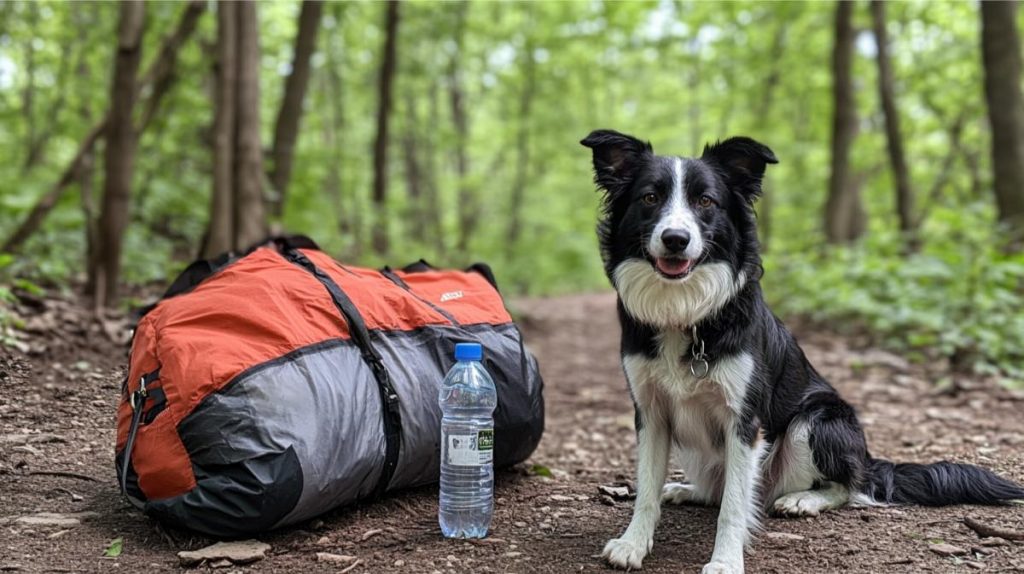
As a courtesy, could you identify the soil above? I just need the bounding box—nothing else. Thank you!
[1,290,1022,573]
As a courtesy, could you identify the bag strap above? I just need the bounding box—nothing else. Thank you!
[118,368,161,506]
[279,248,402,498]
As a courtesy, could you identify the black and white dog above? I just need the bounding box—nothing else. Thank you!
[581,130,1024,574]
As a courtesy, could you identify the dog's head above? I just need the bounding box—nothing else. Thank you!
[581,130,777,326]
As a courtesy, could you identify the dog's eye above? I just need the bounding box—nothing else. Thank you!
[699,195,714,208]
[641,193,659,206]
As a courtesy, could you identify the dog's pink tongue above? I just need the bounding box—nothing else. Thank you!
[656,258,691,276]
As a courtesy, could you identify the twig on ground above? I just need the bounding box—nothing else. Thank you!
[339,559,362,574]
[26,471,99,482]
[964,516,1024,541]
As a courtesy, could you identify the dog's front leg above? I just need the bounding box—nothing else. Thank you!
[703,425,760,574]
[602,406,670,570]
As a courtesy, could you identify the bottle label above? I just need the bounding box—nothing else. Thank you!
[447,429,494,466]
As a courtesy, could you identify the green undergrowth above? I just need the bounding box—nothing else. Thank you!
[764,222,1024,387]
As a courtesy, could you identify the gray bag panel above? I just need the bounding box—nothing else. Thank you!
[173,339,385,531]
[376,323,545,491]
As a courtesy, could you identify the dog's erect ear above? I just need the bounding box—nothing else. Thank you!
[580,130,653,193]
[702,137,778,200]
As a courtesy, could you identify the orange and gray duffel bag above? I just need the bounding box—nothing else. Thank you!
[114,236,544,537]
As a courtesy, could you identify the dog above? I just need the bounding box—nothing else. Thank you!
[580,130,1024,573]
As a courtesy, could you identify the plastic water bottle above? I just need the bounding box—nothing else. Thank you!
[438,342,498,538]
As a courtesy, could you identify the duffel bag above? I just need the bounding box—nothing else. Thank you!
[114,236,544,537]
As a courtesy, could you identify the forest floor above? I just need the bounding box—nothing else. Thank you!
[1,290,1023,573]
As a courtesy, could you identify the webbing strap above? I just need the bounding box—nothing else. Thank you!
[280,248,402,498]
[119,368,160,506]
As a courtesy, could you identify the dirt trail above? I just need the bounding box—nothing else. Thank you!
[1,291,1022,573]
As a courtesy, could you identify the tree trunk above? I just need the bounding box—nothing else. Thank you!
[824,0,866,244]
[401,93,426,243]
[753,19,788,252]
[506,33,537,256]
[205,0,238,259]
[233,0,267,250]
[871,0,916,248]
[981,0,1024,248]
[0,1,205,257]
[92,0,145,308]
[268,0,323,218]
[449,1,473,254]
[370,0,400,256]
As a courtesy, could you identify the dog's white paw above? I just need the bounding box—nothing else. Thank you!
[772,490,833,517]
[701,561,742,574]
[602,536,651,570]
[661,482,697,505]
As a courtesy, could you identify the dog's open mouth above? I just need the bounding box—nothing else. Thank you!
[654,257,694,279]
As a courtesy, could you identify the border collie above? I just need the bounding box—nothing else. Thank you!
[580,130,1024,574]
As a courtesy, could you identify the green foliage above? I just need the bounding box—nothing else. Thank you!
[764,207,1024,385]
[0,1,1022,379]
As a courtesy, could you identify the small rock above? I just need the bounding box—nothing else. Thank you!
[177,540,271,566]
[549,495,574,502]
[315,536,330,546]
[964,562,985,570]
[598,484,634,500]
[972,546,996,556]
[764,532,805,542]
[600,495,616,506]
[316,553,356,565]
[394,560,406,567]
[513,521,527,528]
[980,537,1009,547]
[15,512,98,528]
[928,543,967,557]
[504,552,522,558]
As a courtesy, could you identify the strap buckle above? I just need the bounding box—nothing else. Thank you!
[129,377,149,410]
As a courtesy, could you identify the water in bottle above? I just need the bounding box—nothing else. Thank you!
[438,342,498,538]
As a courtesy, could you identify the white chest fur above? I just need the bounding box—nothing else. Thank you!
[623,331,754,453]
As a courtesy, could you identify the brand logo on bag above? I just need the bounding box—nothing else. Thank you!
[440,291,463,302]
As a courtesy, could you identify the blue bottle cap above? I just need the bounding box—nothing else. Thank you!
[454,343,482,361]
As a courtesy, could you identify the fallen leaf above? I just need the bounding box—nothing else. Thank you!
[103,538,123,558]
[530,464,553,478]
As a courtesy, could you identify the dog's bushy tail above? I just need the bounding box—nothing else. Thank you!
[864,458,1024,505]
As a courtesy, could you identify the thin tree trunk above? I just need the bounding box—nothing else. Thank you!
[506,32,537,256]
[424,81,445,255]
[370,0,400,256]
[0,1,205,256]
[205,0,238,259]
[93,0,145,308]
[20,3,38,173]
[268,0,323,218]
[981,0,1024,248]
[754,19,788,252]
[871,0,916,248]
[233,0,267,250]
[449,1,473,254]
[824,0,866,244]
[401,93,426,243]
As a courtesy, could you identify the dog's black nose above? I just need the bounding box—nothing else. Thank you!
[661,228,690,253]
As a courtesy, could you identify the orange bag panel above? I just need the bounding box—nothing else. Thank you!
[393,269,512,326]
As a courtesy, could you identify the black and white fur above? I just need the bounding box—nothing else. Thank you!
[581,130,1024,574]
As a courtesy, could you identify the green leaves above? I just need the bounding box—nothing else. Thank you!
[103,537,123,558]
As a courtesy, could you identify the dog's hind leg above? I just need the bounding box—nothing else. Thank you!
[663,448,723,506]
[770,393,869,518]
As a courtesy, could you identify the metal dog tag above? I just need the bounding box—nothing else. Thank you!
[690,357,710,378]
[689,325,710,379]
